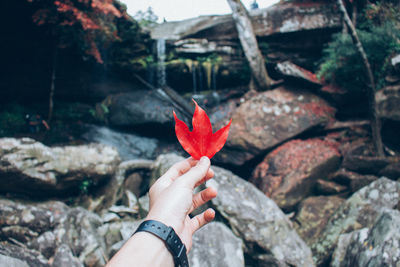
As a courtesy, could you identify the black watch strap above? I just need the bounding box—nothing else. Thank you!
[134,220,189,267]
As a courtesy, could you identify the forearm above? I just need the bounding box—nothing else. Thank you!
[106,232,174,267]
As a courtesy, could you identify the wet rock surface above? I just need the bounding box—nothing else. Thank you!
[216,86,336,165]
[0,138,120,197]
[251,138,341,210]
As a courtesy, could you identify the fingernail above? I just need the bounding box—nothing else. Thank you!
[200,156,209,164]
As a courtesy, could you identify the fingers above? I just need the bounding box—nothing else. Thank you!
[178,157,211,188]
[194,167,214,188]
[158,157,197,184]
[190,187,217,213]
[190,208,215,233]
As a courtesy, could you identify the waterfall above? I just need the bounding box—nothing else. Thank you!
[192,64,198,95]
[156,39,166,88]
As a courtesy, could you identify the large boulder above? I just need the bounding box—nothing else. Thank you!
[151,154,314,266]
[0,138,120,197]
[251,138,341,210]
[189,222,245,267]
[376,84,400,121]
[311,178,400,266]
[208,167,314,266]
[104,90,186,128]
[82,125,159,161]
[215,86,336,165]
[331,209,400,267]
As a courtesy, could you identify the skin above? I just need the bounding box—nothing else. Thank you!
[106,156,217,267]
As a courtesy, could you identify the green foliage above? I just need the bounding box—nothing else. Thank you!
[318,22,400,92]
[133,7,159,27]
[0,104,28,136]
[79,178,92,194]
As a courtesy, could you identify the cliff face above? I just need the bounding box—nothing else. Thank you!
[148,1,341,91]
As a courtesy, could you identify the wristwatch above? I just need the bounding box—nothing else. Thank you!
[134,220,189,267]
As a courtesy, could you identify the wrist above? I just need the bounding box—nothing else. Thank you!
[134,220,189,267]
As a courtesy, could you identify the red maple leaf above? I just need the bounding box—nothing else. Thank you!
[173,100,232,160]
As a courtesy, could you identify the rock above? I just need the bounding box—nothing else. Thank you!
[0,138,120,197]
[82,125,159,161]
[52,244,83,267]
[151,2,340,40]
[294,196,345,246]
[99,220,141,257]
[104,90,186,128]
[0,242,49,267]
[208,167,315,266]
[189,222,244,267]
[0,253,29,267]
[341,143,399,175]
[376,84,400,121]
[379,163,400,180]
[315,179,347,195]
[123,173,143,198]
[80,159,153,213]
[331,209,400,267]
[251,138,341,210]
[29,231,56,259]
[311,178,400,266]
[0,199,110,266]
[330,169,378,193]
[216,87,336,165]
[276,61,322,88]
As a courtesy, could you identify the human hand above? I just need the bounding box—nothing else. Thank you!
[145,156,217,252]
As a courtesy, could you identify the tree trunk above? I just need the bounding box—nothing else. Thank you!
[227,0,272,91]
[337,0,384,157]
[48,45,58,122]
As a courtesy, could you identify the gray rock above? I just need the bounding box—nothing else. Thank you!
[82,125,159,161]
[52,244,83,267]
[331,209,400,267]
[0,254,29,267]
[29,231,56,259]
[189,222,244,267]
[207,166,315,267]
[312,178,400,266]
[0,138,120,197]
[0,242,49,266]
[56,207,107,267]
[0,199,109,267]
[105,90,186,127]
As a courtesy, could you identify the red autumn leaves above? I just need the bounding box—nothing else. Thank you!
[173,100,232,160]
